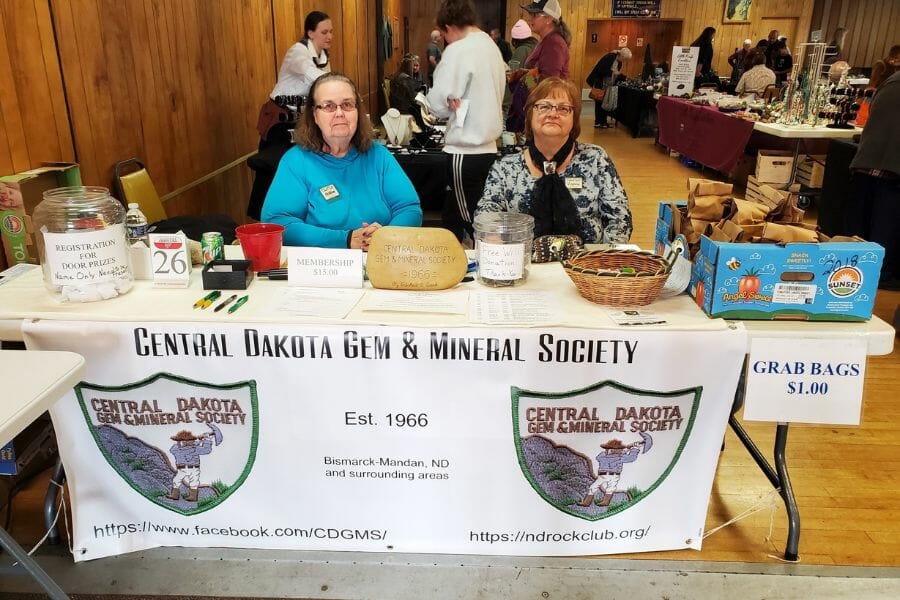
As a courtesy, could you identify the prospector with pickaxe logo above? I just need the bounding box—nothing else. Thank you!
[579,431,653,508]
[167,423,223,502]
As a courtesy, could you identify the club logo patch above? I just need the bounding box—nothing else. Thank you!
[512,380,700,520]
[75,372,258,516]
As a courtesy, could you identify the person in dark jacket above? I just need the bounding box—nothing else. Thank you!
[849,71,900,289]
[586,47,631,128]
[691,26,716,80]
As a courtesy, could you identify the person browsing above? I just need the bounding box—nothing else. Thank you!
[426,0,505,242]
[270,11,333,101]
[735,51,776,96]
[262,73,422,250]
[476,77,633,244]
[521,0,572,80]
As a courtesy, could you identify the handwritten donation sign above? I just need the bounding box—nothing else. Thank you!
[287,247,363,288]
[743,337,867,424]
[668,46,699,97]
[42,224,130,285]
[24,319,746,561]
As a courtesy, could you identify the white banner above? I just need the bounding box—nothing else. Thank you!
[23,320,746,561]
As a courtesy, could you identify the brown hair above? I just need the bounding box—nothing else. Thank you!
[296,72,373,153]
[523,77,581,143]
[752,50,766,66]
[436,0,478,30]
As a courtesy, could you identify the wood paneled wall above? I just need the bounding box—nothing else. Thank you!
[1,0,379,227]
[0,0,73,175]
[382,0,410,79]
[504,0,815,88]
[409,0,443,85]
[810,0,900,69]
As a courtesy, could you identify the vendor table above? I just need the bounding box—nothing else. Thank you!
[657,96,861,177]
[390,150,448,212]
[1,349,85,600]
[614,86,658,138]
[656,96,756,173]
[0,264,892,563]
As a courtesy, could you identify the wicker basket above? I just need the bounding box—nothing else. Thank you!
[562,250,672,307]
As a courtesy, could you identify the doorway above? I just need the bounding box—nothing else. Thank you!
[584,19,684,80]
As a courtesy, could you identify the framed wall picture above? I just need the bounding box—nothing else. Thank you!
[723,0,752,23]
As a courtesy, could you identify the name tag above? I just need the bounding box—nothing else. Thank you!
[565,177,583,190]
[287,247,363,288]
[319,184,340,202]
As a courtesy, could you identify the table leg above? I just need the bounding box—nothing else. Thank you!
[728,414,801,561]
[0,526,70,599]
[44,459,65,545]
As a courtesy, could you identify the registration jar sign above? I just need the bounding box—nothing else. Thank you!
[743,337,867,424]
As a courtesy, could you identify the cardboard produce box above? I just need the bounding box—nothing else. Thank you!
[656,202,884,321]
[755,150,794,185]
[0,162,81,265]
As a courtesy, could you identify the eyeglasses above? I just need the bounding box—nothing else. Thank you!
[315,100,358,113]
[533,102,574,116]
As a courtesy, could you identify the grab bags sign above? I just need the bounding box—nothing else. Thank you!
[743,337,866,424]
[23,320,746,561]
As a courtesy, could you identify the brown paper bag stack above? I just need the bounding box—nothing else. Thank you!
[677,177,823,256]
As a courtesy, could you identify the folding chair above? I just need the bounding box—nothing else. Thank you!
[762,84,782,103]
[113,158,167,224]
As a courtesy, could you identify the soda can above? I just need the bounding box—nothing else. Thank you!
[201,232,224,264]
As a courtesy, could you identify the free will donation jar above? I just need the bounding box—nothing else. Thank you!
[473,212,534,287]
[32,186,134,302]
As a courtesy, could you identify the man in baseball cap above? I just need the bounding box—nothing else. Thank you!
[521,0,562,21]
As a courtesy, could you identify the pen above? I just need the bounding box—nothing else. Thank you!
[213,294,238,312]
[258,268,288,280]
[227,295,249,314]
[193,290,221,309]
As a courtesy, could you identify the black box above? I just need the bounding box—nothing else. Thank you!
[202,260,254,290]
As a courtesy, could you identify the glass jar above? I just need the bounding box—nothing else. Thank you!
[473,212,534,287]
[32,186,133,302]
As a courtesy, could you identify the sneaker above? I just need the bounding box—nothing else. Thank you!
[594,123,604,128]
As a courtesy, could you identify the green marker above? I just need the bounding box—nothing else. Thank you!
[227,295,249,314]
[193,290,221,309]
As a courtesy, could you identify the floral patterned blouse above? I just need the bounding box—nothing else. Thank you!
[475,142,633,243]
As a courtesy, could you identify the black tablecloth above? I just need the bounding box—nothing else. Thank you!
[614,85,658,138]
[391,150,448,212]
[817,139,858,236]
[246,146,449,219]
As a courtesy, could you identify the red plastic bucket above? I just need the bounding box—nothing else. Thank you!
[235,223,284,272]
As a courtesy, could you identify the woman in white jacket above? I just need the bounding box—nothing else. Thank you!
[271,11,333,101]
[426,0,506,242]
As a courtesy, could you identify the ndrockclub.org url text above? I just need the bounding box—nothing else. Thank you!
[470,525,651,544]
[93,521,387,541]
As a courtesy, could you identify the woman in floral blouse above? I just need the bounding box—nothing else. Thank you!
[475,77,632,244]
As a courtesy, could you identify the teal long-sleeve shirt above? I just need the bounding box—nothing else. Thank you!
[261,144,422,248]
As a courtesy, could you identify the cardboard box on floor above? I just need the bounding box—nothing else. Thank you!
[0,163,81,265]
[656,202,884,321]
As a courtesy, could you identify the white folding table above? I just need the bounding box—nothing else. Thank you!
[1,350,85,600]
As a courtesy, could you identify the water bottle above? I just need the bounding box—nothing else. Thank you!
[125,203,149,246]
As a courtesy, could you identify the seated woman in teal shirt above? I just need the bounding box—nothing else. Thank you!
[262,73,422,249]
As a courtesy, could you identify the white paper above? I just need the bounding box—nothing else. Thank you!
[363,290,469,314]
[43,224,131,285]
[659,252,691,299]
[454,99,470,128]
[0,262,38,286]
[149,232,191,288]
[477,240,525,281]
[469,291,560,325]
[287,247,363,288]
[270,287,364,319]
[743,337,867,424]
[668,46,699,97]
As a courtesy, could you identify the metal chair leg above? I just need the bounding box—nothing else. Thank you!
[44,460,65,545]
